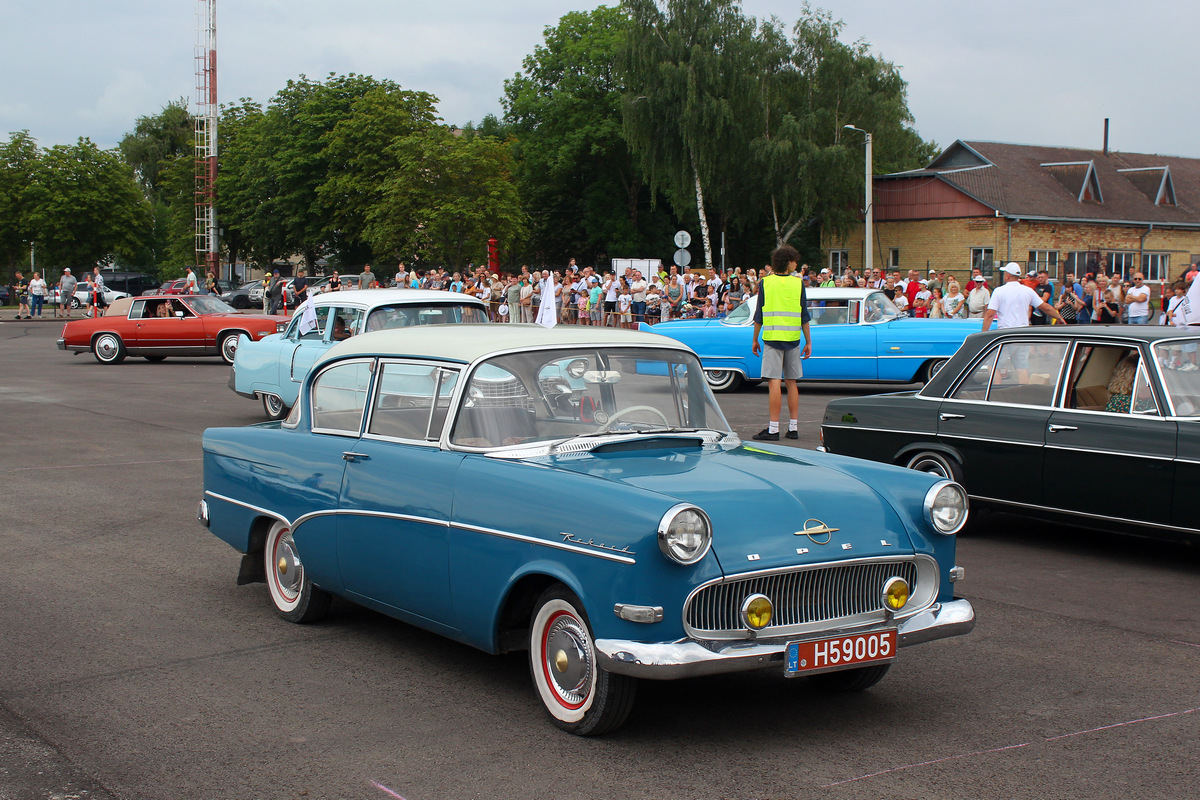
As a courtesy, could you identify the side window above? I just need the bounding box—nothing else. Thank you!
[950,347,999,401]
[130,300,149,319]
[311,360,374,434]
[809,301,848,326]
[290,306,331,340]
[1130,365,1159,415]
[330,307,365,341]
[986,341,1068,406]
[368,363,459,441]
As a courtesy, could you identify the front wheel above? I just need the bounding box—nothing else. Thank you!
[93,333,126,364]
[264,520,331,623]
[219,333,242,364]
[232,295,250,309]
[529,586,636,736]
[262,393,289,421]
[809,664,891,692]
[704,369,744,393]
[70,297,82,309]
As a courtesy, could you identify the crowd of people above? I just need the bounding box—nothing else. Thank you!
[7,266,112,319]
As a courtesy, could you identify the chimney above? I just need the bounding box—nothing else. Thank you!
[1103,118,1109,156]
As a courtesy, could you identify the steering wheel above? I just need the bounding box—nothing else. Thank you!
[597,405,671,432]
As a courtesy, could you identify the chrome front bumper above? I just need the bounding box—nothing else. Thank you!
[595,598,974,680]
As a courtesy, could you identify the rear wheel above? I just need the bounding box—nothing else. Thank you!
[219,333,242,364]
[264,520,331,623]
[262,393,289,421]
[70,297,82,309]
[809,664,891,692]
[529,586,636,736]
[704,369,744,393]
[93,333,126,364]
[922,358,948,383]
[904,450,962,483]
[232,295,250,309]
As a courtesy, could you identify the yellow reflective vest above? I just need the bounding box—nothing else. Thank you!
[760,274,806,343]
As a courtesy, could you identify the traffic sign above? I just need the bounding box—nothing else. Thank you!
[673,230,691,249]
[674,248,692,268]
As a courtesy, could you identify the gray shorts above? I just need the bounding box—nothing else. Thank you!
[761,344,803,380]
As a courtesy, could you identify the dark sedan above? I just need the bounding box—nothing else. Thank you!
[820,326,1200,541]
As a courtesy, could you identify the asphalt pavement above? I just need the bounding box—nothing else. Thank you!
[2,317,1199,800]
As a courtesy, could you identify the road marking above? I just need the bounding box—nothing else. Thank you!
[6,457,202,472]
[371,781,407,800]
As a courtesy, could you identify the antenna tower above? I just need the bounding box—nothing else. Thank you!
[194,0,218,276]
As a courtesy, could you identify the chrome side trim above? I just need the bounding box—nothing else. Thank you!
[203,490,289,526]
[1042,444,1175,462]
[595,598,975,679]
[970,495,1199,534]
[452,520,637,564]
[292,508,449,533]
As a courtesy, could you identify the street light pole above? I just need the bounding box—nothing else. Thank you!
[844,125,873,274]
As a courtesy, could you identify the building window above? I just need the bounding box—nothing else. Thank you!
[1141,253,1169,281]
[1027,250,1060,279]
[829,250,850,272]
[1107,252,1136,279]
[1066,251,1101,277]
[970,248,994,276]
[888,248,900,268]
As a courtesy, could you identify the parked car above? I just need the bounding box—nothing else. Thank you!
[199,324,974,735]
[641,288,983,392]
[230,288,490,419]
[47,284,130,309]
[97,270,159,297]
[220,280,261,309]
[820,325,1200,541]
[58,295,288,364]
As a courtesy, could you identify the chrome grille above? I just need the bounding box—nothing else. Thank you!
[686,560,919,635]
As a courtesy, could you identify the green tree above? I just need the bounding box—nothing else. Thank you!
[25,138,151,270]
[0,131,40,277]
[755,6,936,247]
[365,128,527,269]
[619,0,766,269]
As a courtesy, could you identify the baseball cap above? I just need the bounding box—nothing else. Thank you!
[972,275,985,282]
[63,267,71,272]
[1000,263,1022,276]
[928,269,937,274]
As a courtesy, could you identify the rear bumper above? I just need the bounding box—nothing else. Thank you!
[595,598,975,680]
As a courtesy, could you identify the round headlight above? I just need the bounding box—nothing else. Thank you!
[657,504,712,565]
[882,576,910,612]
[924,481,968,535]
[741,594,773,630]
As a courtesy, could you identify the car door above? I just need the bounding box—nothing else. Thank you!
[293,306,362,383]
[335,359,461,630]
[283,306,334,388]
[802,299,877,379]
[130,298,186,348]
[1044,343,1176,526]
[935,338,1069,506]
[1152,338,1200,532]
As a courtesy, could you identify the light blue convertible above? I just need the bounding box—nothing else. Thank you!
[199,325,974,735]
[642,288,982,391]
[229,288,489,419]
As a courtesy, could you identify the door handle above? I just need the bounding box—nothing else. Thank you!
[342,451,370,462]
[939,413,965,421]
[1047,424,1078,433]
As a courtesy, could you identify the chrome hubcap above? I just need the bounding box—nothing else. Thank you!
[544,615,591,704]
[274,536,302,595]
[96,337,116,359]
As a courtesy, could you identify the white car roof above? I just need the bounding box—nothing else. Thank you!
[803,288,878,300]
[318,323,694,366]
[294,288,486,315]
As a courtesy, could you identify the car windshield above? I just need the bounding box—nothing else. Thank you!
[186,295,238,315]
[1153,339,1200,416]
[449,346,731,449]
[862,291,902,322]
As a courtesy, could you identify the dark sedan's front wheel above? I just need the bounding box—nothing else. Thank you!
[529,586,636,736]
[704,369,744,393]
[904,451,962,483]
[264,520,331,623]
[231,295,250,309]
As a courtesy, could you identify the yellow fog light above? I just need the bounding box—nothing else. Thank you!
[882,577,910,613]
[740,594,773,630]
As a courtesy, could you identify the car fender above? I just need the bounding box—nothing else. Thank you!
[894,441,964,469]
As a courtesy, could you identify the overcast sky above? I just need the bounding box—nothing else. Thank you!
[3,0,1197,159]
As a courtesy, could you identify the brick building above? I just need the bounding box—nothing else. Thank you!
[825,140,1200,292]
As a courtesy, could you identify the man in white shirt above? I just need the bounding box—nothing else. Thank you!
[983,263,1062,331]
[1124,273,1151,324]
[629,271,648,324]
[183,267,199,294]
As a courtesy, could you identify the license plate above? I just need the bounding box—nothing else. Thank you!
[784,629,896,677]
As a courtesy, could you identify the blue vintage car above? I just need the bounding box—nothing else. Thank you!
[199,325,974,735]
[642,288,983,391]
[229,288,489,419]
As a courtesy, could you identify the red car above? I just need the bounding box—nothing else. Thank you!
[142,278,188,296]
[57,295,289,364]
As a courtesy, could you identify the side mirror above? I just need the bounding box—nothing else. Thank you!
[175,311,185,318]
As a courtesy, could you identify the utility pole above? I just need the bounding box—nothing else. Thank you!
[194,0,219,280]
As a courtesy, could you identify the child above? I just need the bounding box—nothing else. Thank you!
[618,286,632,329]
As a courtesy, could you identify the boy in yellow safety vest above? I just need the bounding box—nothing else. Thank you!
[751,244,812,441]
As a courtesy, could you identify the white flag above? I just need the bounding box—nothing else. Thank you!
[297,301,318,335]
[1179,275,1200,327]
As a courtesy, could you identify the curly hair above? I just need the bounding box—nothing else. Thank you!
[1107,354,1139,396]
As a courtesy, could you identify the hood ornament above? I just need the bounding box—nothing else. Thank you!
[795,519,839,545]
